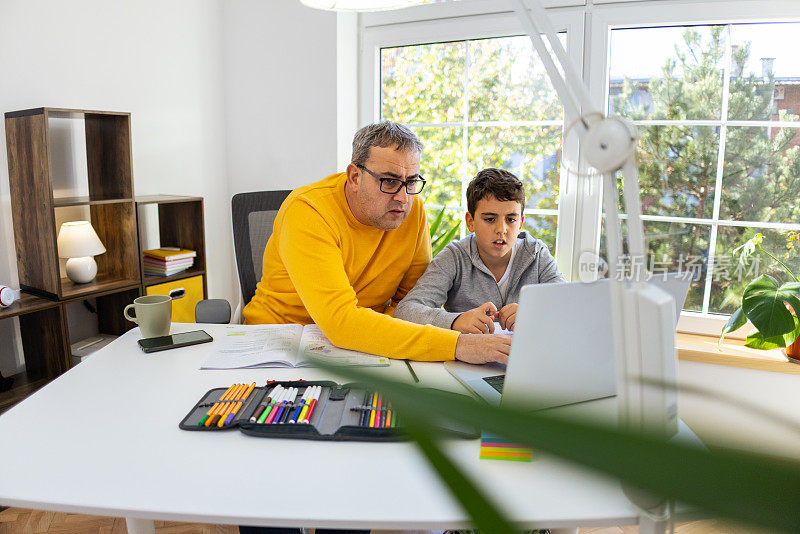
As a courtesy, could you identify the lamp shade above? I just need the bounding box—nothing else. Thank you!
[57,221,106,259]
[299,0,425,10]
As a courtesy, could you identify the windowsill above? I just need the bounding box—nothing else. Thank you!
[677,333,800,375]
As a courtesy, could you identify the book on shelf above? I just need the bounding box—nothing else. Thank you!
[143,267,191,277]
[143,247,197,261]
[200,324,390,369]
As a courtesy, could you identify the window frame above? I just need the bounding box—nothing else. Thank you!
[359,3,587,284]
[588,0,800,337]
[355,0,800,338]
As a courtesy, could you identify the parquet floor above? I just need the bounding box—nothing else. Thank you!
[0,507,771,533]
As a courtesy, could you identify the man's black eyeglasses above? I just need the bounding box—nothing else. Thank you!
[356,164,426,195]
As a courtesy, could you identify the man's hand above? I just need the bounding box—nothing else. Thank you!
[497,303,519,332]
[451,302,498,334]
[454,333,511,365]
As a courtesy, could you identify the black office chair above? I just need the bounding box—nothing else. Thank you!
[194,190,293,324]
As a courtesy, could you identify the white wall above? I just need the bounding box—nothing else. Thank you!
[223,0,339,194]
[0,0,234,373]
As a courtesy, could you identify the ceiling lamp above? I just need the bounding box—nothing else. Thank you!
[299,0,426,10]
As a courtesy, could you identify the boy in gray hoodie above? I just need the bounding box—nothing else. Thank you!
[395,168,565,334]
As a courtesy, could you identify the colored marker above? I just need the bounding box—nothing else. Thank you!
[379,395,387,428]
[252,385,283,423]
[269,387,294,424]
[369,392,379,428]
[296,386,315,424]
[289,387,312,424]
[301,386,322,424]
[359,391,371,427]
[280,388,300,424]
[265,387,291,424]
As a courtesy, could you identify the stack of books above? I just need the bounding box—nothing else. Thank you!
[143,247,196,277]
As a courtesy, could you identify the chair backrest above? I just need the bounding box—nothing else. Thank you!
[231,190,292,308]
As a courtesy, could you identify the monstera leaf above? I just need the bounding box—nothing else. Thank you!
[741,276,800,339]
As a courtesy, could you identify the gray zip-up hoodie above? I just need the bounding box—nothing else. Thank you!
[394,231,566,329]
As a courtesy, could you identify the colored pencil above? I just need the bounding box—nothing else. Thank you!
[223,401,243,426]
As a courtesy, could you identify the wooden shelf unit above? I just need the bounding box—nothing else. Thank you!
[3,108,209,412]
[136,195,208,299]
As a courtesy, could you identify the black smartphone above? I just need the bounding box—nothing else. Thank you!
[137,329,213,353]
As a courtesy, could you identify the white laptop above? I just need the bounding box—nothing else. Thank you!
[444,273,691,408]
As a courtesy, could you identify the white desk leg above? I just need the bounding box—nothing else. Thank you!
[550,529,578,534]
[638,515,668,534]
[125,517,155,534]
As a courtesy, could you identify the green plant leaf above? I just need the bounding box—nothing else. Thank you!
[404,420,520,534]
[315,362,800,533]
[429,206,446,238]
[744,317,800,349]
[742,275,800,338]
[432,221,461,257]
[719,306,746,345]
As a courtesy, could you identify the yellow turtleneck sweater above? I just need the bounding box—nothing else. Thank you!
[242,172,458,361]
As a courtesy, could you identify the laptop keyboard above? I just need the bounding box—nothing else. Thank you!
[482,374,506,394]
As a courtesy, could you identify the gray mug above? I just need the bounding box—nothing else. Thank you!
[124,295,172,338]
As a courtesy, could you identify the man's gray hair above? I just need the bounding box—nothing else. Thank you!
[351,121,423,167]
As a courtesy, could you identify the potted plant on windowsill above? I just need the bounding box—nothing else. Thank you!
[720,232,800,362]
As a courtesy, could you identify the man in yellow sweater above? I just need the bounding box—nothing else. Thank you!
[243,122,510,364]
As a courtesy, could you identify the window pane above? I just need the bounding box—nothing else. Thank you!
[615,126,719,219]
[720,126,800,223]
[468,36,562,122]
[523,214,557,252]
[468,126,560,210]
[381,42,465,123]
[728,23,800,122]
[609,26,725,121]
[599,220,710,312]
[415,126,464,208]
[710,226,800,315]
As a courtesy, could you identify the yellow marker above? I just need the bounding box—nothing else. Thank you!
[369,391,378,428]
[297,386,315,423]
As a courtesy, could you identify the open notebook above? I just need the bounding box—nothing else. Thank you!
[200,324,389,369]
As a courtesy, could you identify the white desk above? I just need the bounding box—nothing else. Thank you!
[0,323,691,533]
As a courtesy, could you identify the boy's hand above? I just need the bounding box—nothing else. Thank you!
[497,303,519,332]
[454,333,510,365]
[452,302,498,334]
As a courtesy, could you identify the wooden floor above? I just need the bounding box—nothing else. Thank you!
[0,507,772,533]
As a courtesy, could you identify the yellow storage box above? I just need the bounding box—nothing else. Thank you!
[145,275,205,323]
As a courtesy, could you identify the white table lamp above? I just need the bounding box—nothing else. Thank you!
[57,221,106,284]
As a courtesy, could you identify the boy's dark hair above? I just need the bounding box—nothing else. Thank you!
[466,168,526,215]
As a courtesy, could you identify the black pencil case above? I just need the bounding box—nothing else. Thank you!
[179,379,479,441]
